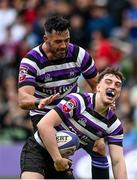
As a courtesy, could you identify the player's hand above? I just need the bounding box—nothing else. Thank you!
[54,158,72,171]
[93,138,106,156]
[38,93,60,109]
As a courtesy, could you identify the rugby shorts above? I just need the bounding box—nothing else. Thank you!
[20,136,74,179]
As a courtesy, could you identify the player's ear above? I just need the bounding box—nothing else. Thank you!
[43,35,48,42]
[96,84,100,92]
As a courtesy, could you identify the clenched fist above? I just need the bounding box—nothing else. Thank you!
[54,158,72,171]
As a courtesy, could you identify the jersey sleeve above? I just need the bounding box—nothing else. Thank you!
[106,114,123,146]
[53,93,82,122]
[18,57,38,88]
[77,47,98,79]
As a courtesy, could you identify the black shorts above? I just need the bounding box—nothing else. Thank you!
[20,136,74,179]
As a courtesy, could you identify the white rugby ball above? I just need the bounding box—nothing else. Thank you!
[56,130,80,157]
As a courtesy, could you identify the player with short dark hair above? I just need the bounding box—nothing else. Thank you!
[36,67,127,179]
[44,15,70,33]
[18,15,108,179]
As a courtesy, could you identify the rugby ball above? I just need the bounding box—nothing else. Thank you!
[56,130,80,157]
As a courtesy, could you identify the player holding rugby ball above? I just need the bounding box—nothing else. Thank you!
[37,67,127,179]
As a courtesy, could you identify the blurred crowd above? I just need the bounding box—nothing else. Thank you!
[0,0,137,148]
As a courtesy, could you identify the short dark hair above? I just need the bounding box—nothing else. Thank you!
[98,67,125,83]
[44,15,70,34]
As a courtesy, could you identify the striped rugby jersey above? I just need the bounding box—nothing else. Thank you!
[18,43,97,117]
[53,92,123,146]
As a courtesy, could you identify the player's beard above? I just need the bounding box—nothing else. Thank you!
[49,43,67,59]
[54,48,66,59]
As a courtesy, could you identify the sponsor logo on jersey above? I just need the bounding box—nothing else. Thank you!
[62,99,77,113]
[19,66,28,82]
[44,84,75,95]
[78,118,87,127]
[69,71,75,77]
[44,73,52,82]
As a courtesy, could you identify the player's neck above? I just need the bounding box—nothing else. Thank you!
[94,94,108,117]
[42,43,53,60]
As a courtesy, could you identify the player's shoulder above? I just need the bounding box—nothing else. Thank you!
[21,44,47,66]
[24,44,42,58]
[27,45,42,57]
[68,43,89,56]
[66,92,93,103]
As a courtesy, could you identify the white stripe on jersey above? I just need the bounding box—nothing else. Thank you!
[22,57,78,76]
[30,111,47,116]
[59,99,66,105]
[88,93,94,100]
[108,134,123,139]
[82,111,107,130]
[39,78,78,88]
[26,74,35,79]
[21,58,38,71]
[82,58,95,74]
[76,47,86,67]
[69,118,98,140]
[34,131,44,147]
[35,90,49,97]
[107,119,121,134]
[38,62,77,75]
[69,93,86,113]
[33,46,43,56]
[59,122,71,131]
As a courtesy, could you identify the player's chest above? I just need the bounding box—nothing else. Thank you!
[37,63,80,83]
[76,112,109,138]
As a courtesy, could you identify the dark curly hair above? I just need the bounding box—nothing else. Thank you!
[44,14,70,34]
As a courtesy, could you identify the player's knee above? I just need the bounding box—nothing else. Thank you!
[21,171,44,179]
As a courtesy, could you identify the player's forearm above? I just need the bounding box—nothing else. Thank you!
[86,76,98,93]
[18,92,37,110]
[112,159,127,179]
[38,126,72,172]
[37,124,62,162]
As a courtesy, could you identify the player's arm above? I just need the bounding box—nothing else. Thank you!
[18,86,59,110]
[37,109,71,171]
[80,73,98,93]
[18,59,59,110]
[86,76,98,93]
[18,85,36,110]
[109,144,127,179]
[80,49,98,93]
